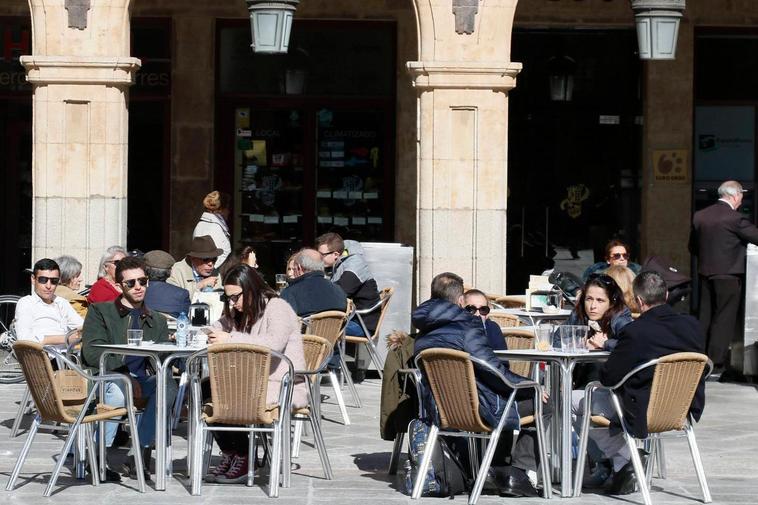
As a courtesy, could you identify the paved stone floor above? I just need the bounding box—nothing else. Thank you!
[1,374,757,504]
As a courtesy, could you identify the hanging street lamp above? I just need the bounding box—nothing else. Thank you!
[245,0,300,54]
[630,0,686,60]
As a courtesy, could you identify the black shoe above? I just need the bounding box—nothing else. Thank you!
[86,463,122,483]
[121,447,152,482]
[608,450,648,495]
[497,467,539,498]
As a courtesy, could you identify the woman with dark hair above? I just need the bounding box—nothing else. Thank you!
[581,239,641,282]
[561,274,634,352]
[204,264,306,484]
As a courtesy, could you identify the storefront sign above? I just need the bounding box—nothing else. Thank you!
[653,149,688,183]
[695,106,754,182]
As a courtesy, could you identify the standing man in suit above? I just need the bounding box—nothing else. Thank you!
[143,250,191,318]
[575,271,707,495]
[689,180,758,375]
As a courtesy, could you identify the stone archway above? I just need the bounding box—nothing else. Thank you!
[22,0,139,280]
[409,0,521,298]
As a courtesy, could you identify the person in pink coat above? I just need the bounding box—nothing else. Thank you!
[205,264,307,484]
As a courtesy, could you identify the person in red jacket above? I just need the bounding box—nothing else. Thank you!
[87,246,127,303]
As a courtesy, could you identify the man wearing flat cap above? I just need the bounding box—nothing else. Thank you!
[167,235,224,299]
[144,250,191,317]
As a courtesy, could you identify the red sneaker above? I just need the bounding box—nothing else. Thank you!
[205,452,235,483]
[216,454,250,484]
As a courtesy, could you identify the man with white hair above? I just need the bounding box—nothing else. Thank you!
[689,180,758,376]
[280,248,347,317]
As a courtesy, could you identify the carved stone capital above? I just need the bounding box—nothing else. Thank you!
[20,56,142,86]
[407,61,522,90]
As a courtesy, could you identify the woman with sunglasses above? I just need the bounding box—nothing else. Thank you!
[203,264,307,484]
[581,239,641,282]
[463,289,507,352]
[87,245,127,303]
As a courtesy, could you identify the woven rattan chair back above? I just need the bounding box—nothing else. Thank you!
[488,312,522,328]
[494,296,526,309]
[647,352,708,434]
[370,287,394,339]
[502,328,535,378]
[13,341,74,424]
[305,311,348,348]
[301,334,331,374]
[205,343,272,425]
[417,348,490,433]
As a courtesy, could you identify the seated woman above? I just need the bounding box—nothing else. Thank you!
[205,264,307,484]
[582,239,641,282]
[54,255,88,318]
[605,265,640,314]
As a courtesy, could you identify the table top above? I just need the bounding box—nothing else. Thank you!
[497,308,572,318]
[94,342,206,354]
[494,348,610,360]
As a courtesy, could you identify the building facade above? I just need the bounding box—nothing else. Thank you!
[2,0,758,300]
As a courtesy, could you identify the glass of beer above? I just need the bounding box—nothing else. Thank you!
[275,274,288,292]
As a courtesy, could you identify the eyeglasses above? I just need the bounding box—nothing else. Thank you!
[319,250,337,257]
[36,276,60,286]
[609,252,630,260]
[121,277,148,289]
[465,305,490,316]
[221,292,243,304]
[199,257,216,264]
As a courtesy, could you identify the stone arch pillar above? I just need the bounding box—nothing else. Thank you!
[21,0,139,280]
[409,0,521,299]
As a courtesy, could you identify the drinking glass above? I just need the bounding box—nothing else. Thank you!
[535,324,553,352]
[275,274,288,292]
[127,329,143,347]
[573,326,590,353]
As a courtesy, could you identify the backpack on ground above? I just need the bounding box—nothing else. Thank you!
[402,418,469,497]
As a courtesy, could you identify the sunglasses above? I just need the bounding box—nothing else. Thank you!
[121,277,148,289]
[36,276,60,286]
[465,305,490,316]
[198,257,216,264]
[609,252,630,260]
[588,273,616,287]
[221,292,243,304]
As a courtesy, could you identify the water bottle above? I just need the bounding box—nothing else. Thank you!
[176,312,189,348]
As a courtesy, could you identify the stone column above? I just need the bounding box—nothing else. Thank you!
[409,0,520,299]
[21,0,139,281]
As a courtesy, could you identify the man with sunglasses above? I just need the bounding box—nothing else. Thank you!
[167,235,223,299]
[15,258,84,347]
[81,256,177,482]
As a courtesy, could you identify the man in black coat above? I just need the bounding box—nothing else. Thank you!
[584,271,707,494]
[280,248,347,317]
[689,180,758,373]
[143,250,191,318]
[413,272,545,498]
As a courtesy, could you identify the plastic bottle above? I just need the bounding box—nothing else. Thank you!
[176,312,189,348]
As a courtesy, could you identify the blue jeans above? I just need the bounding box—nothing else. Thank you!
[327,319,365,369]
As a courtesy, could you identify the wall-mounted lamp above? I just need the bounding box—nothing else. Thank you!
[630,0,685,60]
[245,0,299,54]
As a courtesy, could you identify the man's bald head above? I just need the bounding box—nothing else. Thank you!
[293,248,325,277]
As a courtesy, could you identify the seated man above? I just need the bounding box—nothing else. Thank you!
[463,289,506,352]
[81,256,177,481]
[574,271,706,494]
[316,232,380,336]
[143,249,191,318]
[167,235,223,300]
[280,248,347,317]
[15,258,83,348]
[413,272,546,497]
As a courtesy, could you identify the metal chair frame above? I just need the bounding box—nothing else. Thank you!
[573,354,712,504]
[185,345,293,497]
[411,349,552,504]
[345,287,394,377]
[6,343,145,496]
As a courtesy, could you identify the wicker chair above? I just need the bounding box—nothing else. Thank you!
[494,295,527,309]
[488,312,522,329]
[302,309,356,425]
[289,334,334,478]
[6,341,146,496]
[412,348,551,504]
[345,287,394,376]
[573,352,711,505]
[501,328,536,378]
[187,344,293,497]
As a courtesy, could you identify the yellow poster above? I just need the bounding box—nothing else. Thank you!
[653,149,688,183]
[244,140,267,166]
[236,108,250,129]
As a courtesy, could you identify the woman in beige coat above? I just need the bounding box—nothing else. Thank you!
[206,264,306,484]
